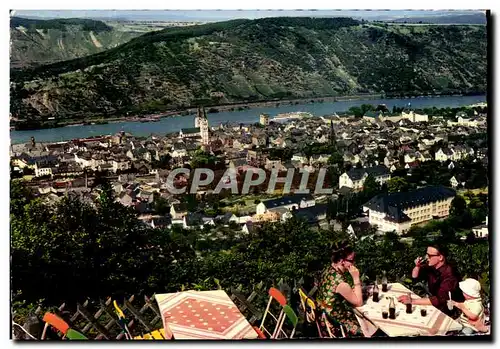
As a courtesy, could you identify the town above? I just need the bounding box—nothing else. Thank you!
[10,103,489,240]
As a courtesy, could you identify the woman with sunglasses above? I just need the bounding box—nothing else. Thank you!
[315,241,364,337]
[397,244,463,317]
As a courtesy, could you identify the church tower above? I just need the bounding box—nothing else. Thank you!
[330,120,336,147]
[195,107,203,128]
[260,113,269,126]
[196,107,209,145]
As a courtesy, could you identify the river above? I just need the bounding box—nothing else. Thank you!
[10,95,486,144]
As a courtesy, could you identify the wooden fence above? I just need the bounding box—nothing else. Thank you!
[13,280,298,340]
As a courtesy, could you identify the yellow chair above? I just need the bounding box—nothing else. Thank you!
[134,328,166,340]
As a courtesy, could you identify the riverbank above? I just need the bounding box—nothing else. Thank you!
[12,93,386,131]
[15,92,485,131]
[10,94,486,145]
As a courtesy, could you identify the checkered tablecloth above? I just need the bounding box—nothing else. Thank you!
[155,290,258,340]
[356,283,462,337]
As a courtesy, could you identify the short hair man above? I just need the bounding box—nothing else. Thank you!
[398,244,463,316]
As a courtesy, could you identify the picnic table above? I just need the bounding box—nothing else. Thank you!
[156,290,258,340]
[355,283,462,337]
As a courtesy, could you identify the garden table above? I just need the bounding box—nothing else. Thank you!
[156,290,258,340]
[355,283,462,337]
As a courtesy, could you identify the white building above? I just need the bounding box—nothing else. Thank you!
[256,194,315,215]
[435,148,454,162]
[260,114,270,126]
[401,110,429,123]
[112,159,130,173]
[363,186,456,234]
[195,107,210,145]
[472,216,488,239]
[34,164,53,177]
[291,153,309,164]
[339,165,391,191]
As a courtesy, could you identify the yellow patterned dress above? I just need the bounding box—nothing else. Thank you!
[316,266,363,337]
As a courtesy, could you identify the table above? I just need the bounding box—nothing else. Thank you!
[355,283,462,337]
[155,290,258,340]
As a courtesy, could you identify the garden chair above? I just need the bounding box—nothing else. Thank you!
[134,328,167,340]
[66,329,88,340]
[41,313,70,340]
[298,287,346,338]
[298,287,322,337]
[113,300,133,340]
[259,287,287,339]
[41,312,87,340]
[320,310,346,338]
[273,305,298,339]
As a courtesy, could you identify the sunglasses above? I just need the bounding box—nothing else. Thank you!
[426,253,440,258]
[344,258,355,263]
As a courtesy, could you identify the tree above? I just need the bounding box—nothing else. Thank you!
[10,180,34,217]
[152,154,172,169]
[348,106,363,117]
[362,174,379,197]
[450,196,467,217]
[465,232,476,244]
[11,180,490,328]
[377,148,387,162]
[327,198,339,220]
[387,177,410,193]
[439,224,458,243]
[10,181,175,305]
[190,150,216,169]
[375,104,389,113]
[154,196,170,215]
[327,152,343,168]
[360,104,374,115]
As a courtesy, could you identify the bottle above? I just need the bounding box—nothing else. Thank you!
[372,280,380,302]
[405,292,412,314]
[389,297,396,319]
[381,272,388,292]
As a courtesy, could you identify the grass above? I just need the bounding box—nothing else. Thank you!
[458,187,488,195]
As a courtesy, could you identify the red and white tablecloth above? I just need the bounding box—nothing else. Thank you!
[356,283,462,337]
[155,290,258,340]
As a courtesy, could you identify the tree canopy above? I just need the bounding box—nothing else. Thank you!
[387,176,411,193]
[11,180,490,324]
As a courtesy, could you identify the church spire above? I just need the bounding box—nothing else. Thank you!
[330,120,336,147]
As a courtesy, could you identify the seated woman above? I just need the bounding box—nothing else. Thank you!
[315,241,364,337]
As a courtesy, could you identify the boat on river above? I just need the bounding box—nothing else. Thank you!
[272,111,313,121]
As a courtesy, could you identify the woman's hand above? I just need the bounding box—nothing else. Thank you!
[397,295,411,304]
[348,265,360,281]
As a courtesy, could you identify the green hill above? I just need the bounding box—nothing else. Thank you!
[10,17,487,121]
[10,17,140,68]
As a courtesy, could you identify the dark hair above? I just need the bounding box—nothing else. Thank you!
[331,241,354,263]
[429,243,449,260]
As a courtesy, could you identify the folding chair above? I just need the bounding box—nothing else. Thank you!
[134,328,167,340]
[41,312,87,340]
[253,326,267,339]
[66,329,88,340]
[298,287,346,338]
[274,305,298,339]
[298,287,323,337]
[41,313,70,340]
[321,310,346,338]
[259,287,287,339]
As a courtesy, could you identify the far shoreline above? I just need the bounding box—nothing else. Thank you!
[11,92,485,132]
